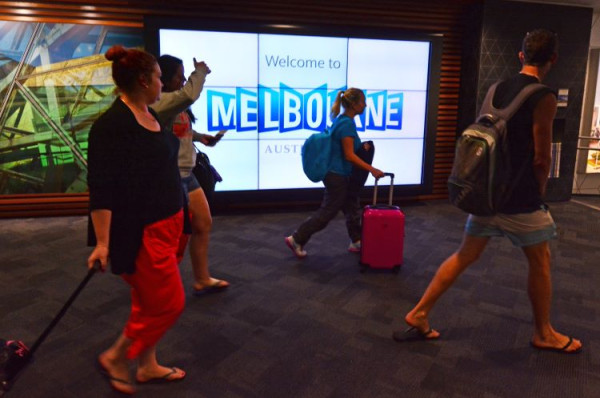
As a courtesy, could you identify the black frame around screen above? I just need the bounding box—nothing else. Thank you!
[144,17,442,208]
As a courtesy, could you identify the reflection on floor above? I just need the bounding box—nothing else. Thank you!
[571,194,600,211]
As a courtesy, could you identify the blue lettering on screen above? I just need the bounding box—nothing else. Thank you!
[302,85,327,132]
[236,87,257,132]
[258,86,279,132]
[207,91,235,130]
[264,54,326,69]
[280,84,302,133]
[206,85,403,133]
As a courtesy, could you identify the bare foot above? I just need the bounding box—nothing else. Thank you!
[98,353,135,394]
[531,331,582,353]
[136,365,186,383]
[404,311,440,339]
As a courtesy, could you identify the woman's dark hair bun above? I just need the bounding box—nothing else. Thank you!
[105,45,127,62]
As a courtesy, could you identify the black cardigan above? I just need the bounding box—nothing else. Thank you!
[87,98,183,274]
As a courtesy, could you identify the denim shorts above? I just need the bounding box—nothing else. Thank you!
[465,206,557,247]
[180,174,201,199]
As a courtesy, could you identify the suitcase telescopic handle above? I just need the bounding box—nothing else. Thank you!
[372,172,395,206]
[27,261,100,356]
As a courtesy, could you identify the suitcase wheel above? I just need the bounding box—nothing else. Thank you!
[358,263,401,273]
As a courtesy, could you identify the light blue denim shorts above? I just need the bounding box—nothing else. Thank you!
[180,174,201,199]
[465,206,557,247]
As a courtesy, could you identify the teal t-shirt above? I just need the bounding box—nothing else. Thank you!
[328,115,361,177]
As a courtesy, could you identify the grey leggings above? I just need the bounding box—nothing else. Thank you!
[293,172,361,246]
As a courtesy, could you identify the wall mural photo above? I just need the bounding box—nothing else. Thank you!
[0,21,143,194]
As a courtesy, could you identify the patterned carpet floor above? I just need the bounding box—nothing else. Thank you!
[1,198,599,398]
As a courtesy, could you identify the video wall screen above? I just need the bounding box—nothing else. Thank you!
[145,19,441,196]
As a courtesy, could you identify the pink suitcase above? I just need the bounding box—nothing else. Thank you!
[360,173,404,271]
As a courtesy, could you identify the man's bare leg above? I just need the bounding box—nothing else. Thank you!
[404,234,490,338]
[523,241,582,352]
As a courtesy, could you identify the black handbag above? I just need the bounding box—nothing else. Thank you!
[192,150,221,205]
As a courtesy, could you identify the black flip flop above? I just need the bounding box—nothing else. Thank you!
[97,359,135,395]
[136,367,186,384]
[530,336,582,354]
[392,326,438,342]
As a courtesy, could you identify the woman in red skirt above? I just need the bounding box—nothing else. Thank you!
[87,45,187,394]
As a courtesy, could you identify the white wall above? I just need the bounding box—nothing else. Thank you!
[573,11,600,195]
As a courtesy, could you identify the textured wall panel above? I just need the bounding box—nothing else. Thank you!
[478,0,592,202]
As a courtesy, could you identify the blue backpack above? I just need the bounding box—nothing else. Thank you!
[301,127,333,182]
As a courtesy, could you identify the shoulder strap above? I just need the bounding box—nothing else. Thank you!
[480,82,547,121]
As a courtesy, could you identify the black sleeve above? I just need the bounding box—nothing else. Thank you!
[87,112,119,211]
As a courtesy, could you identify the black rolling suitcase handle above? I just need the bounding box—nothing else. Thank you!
[0,261,100,394]
[372,172,395,206]
[29,261,100,355]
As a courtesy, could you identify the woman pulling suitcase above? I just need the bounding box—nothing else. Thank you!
[285,87,384,258]
[87,45,187,394]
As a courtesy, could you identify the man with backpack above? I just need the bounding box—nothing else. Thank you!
[394,29,582,353]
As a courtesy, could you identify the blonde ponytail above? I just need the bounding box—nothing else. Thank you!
[329,87,364,120]
[330,90,344,119]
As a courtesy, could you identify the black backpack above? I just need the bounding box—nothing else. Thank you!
[447,82,546,216]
